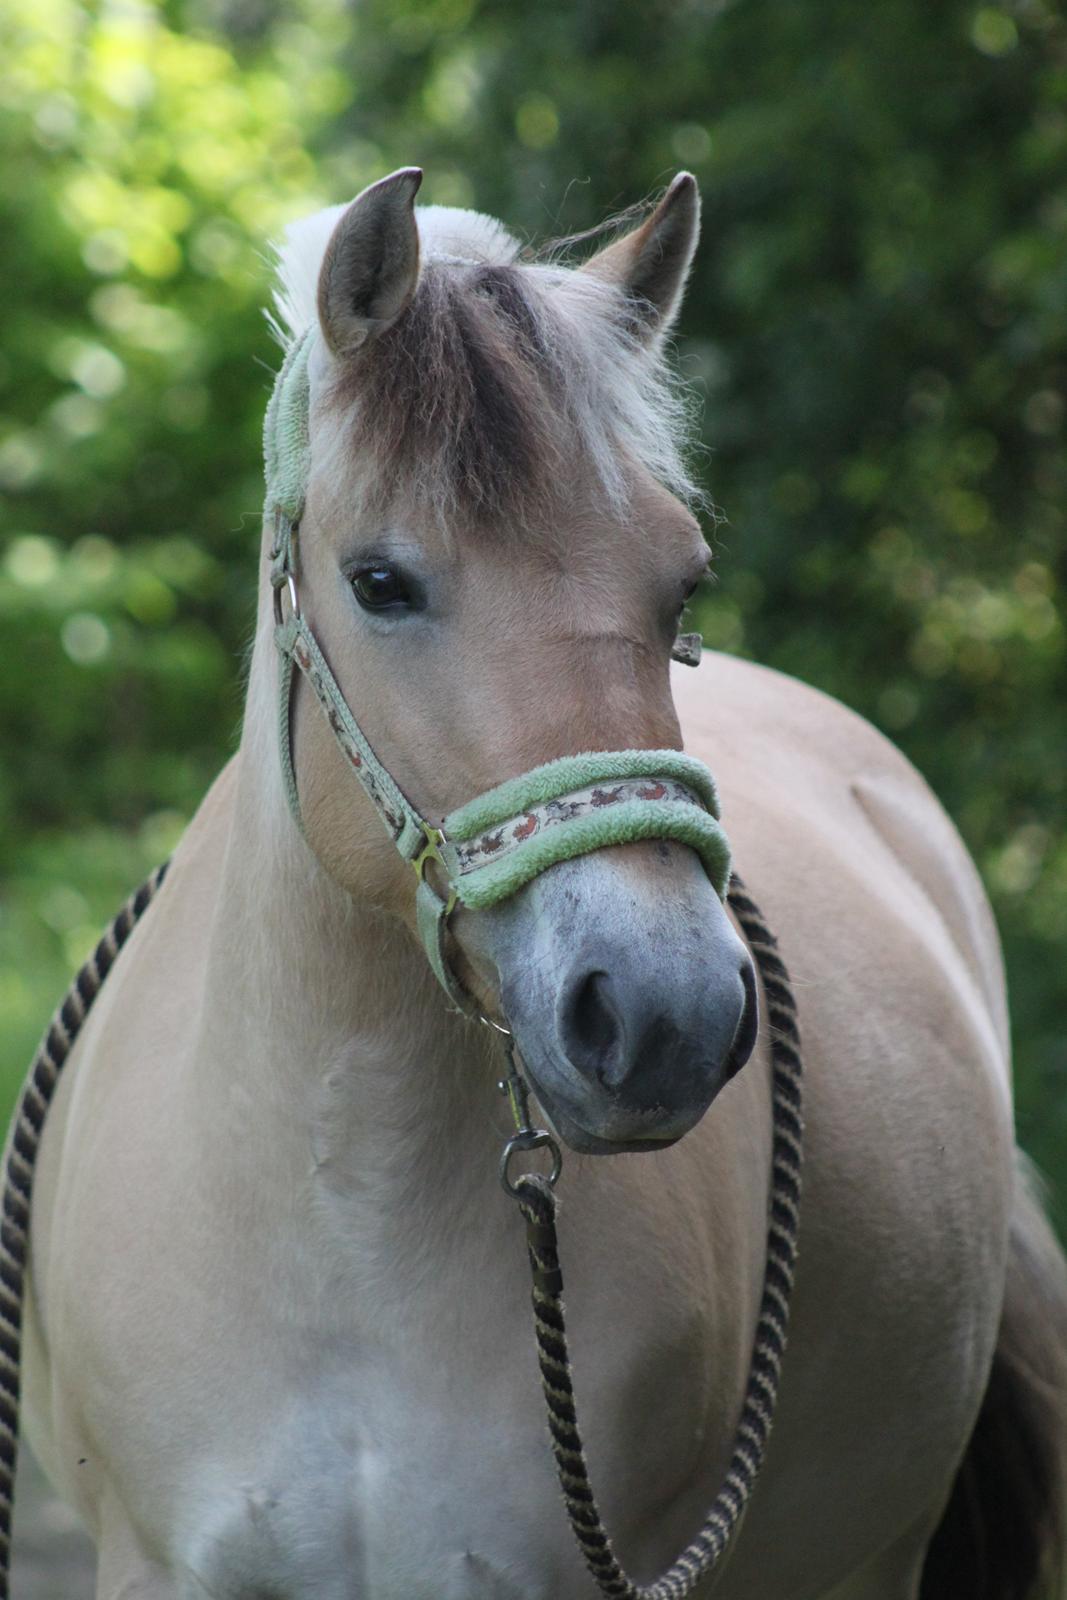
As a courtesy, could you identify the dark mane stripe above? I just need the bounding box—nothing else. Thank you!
[328,261,563,525]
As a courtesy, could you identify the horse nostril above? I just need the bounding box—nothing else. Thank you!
[557,947,756,1108]
[562,970,623,1084]
[726,956,760,1079]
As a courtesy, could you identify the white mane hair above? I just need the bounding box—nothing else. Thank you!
[266,199,703,520]
[268,204,523,346]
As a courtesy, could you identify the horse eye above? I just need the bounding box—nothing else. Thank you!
[351,564,411,612]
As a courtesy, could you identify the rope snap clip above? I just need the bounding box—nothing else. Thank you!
[497,1041,562,1198]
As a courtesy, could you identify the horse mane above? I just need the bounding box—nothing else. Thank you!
[266,198,704,528]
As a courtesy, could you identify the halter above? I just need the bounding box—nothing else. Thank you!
[265,327,732,1012]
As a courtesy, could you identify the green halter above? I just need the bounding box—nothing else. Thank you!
[265,328,732,1012]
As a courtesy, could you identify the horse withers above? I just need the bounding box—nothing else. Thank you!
[12,170,1067,1599]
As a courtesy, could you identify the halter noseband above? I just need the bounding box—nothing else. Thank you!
[264,328,732,1011]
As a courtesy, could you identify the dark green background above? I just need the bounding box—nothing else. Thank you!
[1,0,1065,1225]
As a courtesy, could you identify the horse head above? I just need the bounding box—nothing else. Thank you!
[266,167,757,1153]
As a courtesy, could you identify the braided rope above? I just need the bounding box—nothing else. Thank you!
[513,875,803,1598]
[0,863,168,1600]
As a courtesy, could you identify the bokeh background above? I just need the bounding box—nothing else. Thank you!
[1,0,1065,1225]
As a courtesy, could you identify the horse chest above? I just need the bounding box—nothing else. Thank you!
[178,1363,582,1600]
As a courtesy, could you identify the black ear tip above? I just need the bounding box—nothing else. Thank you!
[363,167,423,210]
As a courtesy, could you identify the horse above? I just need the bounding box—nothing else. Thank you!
[7,167,1067,1600]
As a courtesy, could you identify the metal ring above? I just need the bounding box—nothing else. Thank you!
[500,1129,563,1198]
[411,822,447,883]
[478,1012,512,1036]
[272,571,300,625]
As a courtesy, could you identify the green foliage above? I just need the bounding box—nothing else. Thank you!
[1,0,1064,1220]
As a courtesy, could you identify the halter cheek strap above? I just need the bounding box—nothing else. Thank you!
[265,329,732,1011]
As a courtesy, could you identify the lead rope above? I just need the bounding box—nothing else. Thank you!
[508,875,803,1598]
[0,864,169,1598]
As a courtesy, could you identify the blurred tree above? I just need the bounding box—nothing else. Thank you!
[1,0,1065,1217]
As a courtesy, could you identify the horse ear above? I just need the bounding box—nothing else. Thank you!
[316,168,423,356]
[581,172,701,342]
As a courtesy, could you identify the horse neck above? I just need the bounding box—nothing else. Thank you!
[189,594,507,1277]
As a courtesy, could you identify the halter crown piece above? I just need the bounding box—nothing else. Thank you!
[265,326,733,1011]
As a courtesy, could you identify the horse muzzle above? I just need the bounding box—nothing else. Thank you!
[471,843,758,1154]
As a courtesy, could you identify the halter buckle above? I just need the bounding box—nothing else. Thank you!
[412,822,457,915]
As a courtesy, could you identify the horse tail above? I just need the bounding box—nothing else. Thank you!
[920,1153,1067,1600]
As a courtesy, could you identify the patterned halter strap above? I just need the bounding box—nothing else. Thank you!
[263,328,730,1012]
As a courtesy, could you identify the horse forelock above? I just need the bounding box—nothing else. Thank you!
[268,205,704,537]
[326,260,702,533]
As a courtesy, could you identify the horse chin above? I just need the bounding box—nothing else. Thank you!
[526,1072,694,1157]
